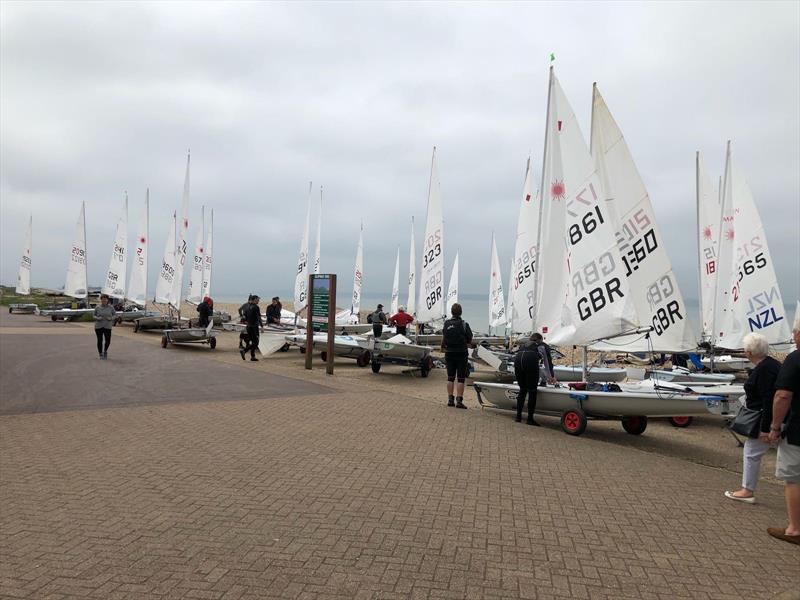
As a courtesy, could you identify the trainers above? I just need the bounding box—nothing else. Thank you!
[514,416,522,423]
[526,420,540,426]
[240,349,246,361]
[447,398,455,407]
[456,401,467,410]
[250,357,259,362]
[103,352,108,359]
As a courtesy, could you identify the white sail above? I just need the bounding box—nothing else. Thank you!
[16,215,32,295]
[127,191,149,307]
[417,148,445,324]
[446,252,459,316]
[713,141,790,348]
[170,153,191,310]
[407,217,417,316]
[510,159,540,335]
[64,202,88,299]
[349,224,364,319]
[489,233,506,328]
[201,209,213,299]
[154,212,177,305]
[588,85,694,352]
[505,254,515,332]
[697,153,721,342]
[313,187,322,275]
[534,68,637,345]
[186,207,205,305]
[390,247,400,315]
[294,183,312,313]
[102,194,128,299]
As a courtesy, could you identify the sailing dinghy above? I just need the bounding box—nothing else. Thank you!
[9,215,36,314]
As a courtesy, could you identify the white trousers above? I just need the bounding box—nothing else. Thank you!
[742,437,770,491]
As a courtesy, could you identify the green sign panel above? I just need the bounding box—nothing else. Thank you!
[310,274,331,332]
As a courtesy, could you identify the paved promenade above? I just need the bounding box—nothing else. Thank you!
[1,313,797,599]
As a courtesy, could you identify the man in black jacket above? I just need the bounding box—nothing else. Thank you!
[240,295,263,362]
[266,297,282,325]
[441,303,473,409]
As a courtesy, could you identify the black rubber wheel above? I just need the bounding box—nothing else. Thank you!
[51,315,57,322]
[621,415,648,435]
[161,335,168,348]
[300,346,306,354]
[669,416,693,428]
[356,351,372,368]
[279,343,290,352]
[209,337,217,349]
[560,409,588,436]
[420,355,434,378]
[320,351,328,362]
[8,307,12,314]
[371,361,381,373]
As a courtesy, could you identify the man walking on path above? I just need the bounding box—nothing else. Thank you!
[441,303,472,409]
[93,293,116,360]
[240,295,263,362]
[767,312,800,546]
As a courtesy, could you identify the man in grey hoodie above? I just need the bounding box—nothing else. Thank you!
[94,294,116,359]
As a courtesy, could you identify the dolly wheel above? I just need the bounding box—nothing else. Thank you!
[209,337,217,349]
[371,360,381,374]
[669,416,693,428]
[8,307,12,314]
[299,346,306,354]
[560,409,587,436]
[51,315,57,322]
[420,355,434,378]
[356,351,371,368]
[161,335,168,348]
[279,343,290,352]
[621,415,648,435]
[320,351,328,362]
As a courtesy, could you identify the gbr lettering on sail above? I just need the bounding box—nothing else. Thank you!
[422,228,442,310]
[566,182,624,321]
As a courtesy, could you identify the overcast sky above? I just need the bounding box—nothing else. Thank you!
[1,1,798,308]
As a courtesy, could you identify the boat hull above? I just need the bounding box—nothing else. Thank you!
[700,356,751,373]
[472,381,738,418]
[553,365,627,383]
[8,303,37,314]
[649,368,735,384]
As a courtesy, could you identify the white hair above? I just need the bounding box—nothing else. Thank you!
[742,332,770,358]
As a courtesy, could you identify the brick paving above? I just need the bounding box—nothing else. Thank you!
[1,315,798,599]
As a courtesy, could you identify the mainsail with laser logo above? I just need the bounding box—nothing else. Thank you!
[712,141,790,348]
[509,158,540,335]
[534,68,637,345]
[417,147,445,324]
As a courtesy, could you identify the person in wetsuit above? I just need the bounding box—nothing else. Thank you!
[514,332,555,426]
[266,297,283,325]
[371,304,388,338]
[196,296,213,327]
[441,303,473,409]
[240,295,263,361]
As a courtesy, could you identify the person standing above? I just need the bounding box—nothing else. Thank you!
[513,333,556,426]
[441,303,473,409]
[238,297,250,324]
[370,304,388,338]
[724,333,781,503]
[240,295,263,362]
[389,306,414,337]
[767,314,800,546]
[266,297,283,325]
[196,296,213,328]
[93,293,116,359]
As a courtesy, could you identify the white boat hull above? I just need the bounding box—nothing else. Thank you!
[648,368,735,384]
[39,308,94,321]
[8,303,37,314]
[553,365,627,383]
[700,356,751,373]
[162,324,216,349]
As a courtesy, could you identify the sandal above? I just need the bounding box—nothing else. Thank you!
[724,490,755,504]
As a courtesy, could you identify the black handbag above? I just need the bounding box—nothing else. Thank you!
[731,406,762,438]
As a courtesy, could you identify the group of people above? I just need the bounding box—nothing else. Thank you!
[723,326,800,547]
[367,304,415,337]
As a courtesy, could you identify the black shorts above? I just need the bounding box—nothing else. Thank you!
[445,353,469,382]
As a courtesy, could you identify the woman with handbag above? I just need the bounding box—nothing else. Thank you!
[725,333,782,503]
